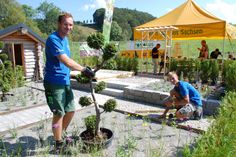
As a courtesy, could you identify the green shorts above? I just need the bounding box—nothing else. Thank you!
[44,81,75,116]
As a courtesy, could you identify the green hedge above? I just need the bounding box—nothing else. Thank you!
[222,60,236,91]
[169,59,221,84]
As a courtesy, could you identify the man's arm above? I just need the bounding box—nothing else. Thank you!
[160,95,189,118]
[57,54,84,71]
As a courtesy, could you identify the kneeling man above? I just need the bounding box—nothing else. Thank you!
[160,72,203,120]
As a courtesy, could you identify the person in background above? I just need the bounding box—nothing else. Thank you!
[44,12,94,152]
[152,43,161,75]
[160,72,203,121]
[228,52,236,60]
[210,48,222,59]
[198,40,209,59]
[159,55,169,75]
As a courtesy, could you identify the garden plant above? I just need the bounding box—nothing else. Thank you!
[76,33,118,149]
[0,53,24,101]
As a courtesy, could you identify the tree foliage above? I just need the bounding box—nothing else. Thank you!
[0,0,155,42]
[0,0,44,37]
[93,7,155,40]
[36,1,61,35]
[110,21,123,41]
[0,53,25,101]
[0,0,25,28]
[22,4,37,19]
[93,8,105,29]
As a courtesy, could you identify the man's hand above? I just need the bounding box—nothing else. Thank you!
[82,67,95,78]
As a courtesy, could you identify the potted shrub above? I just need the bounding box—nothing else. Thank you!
[76,33,118,150]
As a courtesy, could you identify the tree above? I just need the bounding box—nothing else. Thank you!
[22,4,37,19]
[36,1,61,35]
[0,0,43,37]
[110,21,122,41]
[77,33,118,138]
[93,8,105,29]
[93,7,155,40]
[0,0,26,28]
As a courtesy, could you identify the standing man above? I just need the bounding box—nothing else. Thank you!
[152,43,161,75]
[160,72,203,120]
[44,12,94,152]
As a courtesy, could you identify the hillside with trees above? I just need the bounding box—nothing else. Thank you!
[93,8,155,41]
[0,0,155,41]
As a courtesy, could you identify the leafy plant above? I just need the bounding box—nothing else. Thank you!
[200,60,211,84]
[0,54,14,101]
[182,92,236,157]
[0,53,25,101]
[209,60,219,85]
[102,58,117,70]
[132,57,139,74]
[85,115,97,132]
[103,99,117,112]
[170,58,178,72]
[77,33,118,137]
[94,81,106,93]
[224,61,236,91]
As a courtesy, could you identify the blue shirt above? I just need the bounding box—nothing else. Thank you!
[176,81,202,107]
[44,32,71,85]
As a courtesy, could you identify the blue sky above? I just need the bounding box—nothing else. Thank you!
[17,0,236,24]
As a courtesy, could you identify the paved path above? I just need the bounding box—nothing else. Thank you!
[0,88,212,135]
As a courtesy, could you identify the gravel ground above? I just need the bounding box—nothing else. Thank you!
[0,106,198,157]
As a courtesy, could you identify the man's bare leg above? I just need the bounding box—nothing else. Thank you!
[52,115,63,141]
[62,111,75,131]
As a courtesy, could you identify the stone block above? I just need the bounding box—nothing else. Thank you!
[203,99,221,115]
[126,95,135,100]
[159,92,170,101]
[143,91,153,99]
[132,89,144,97]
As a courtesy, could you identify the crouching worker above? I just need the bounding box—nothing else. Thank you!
[160,72,203,120]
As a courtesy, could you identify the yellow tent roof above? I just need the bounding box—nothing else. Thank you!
[137,0,223,28]
[134,0,236,40]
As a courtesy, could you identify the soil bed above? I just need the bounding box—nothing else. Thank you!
[0,83,46,115]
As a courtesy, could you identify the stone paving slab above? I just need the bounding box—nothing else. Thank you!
[70,69,134,81]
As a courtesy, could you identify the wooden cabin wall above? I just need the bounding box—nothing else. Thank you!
[36,43,44,79]
[23,41,38,81]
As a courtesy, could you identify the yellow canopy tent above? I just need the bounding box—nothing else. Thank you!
[134,0,236,40]
[133,0,236,73]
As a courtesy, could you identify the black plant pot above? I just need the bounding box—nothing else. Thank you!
[80,127,113,151]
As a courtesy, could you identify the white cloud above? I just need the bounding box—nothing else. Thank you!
[206,0,236,24]
[82,0,107,11]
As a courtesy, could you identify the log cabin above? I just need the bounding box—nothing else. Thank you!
[0,23,45,81]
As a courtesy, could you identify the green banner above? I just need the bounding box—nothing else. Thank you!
[102,0,115,43]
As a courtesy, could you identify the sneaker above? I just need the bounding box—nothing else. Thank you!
[193,107,203,120]
[54,140,65,154]
[168,113,174,119]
